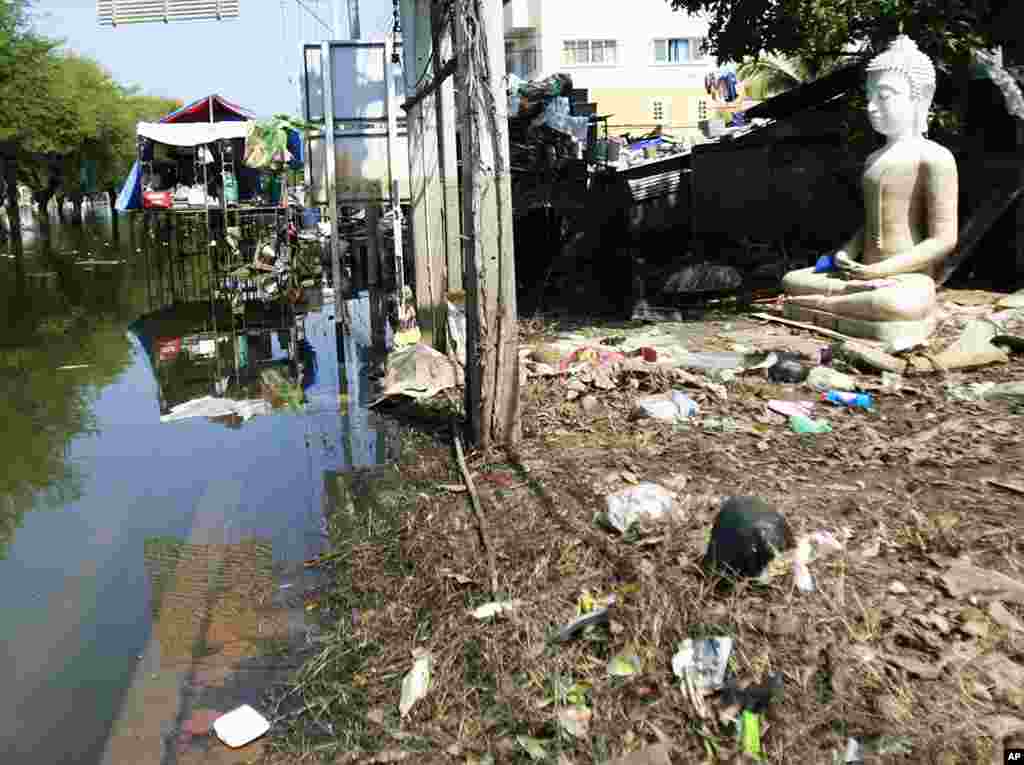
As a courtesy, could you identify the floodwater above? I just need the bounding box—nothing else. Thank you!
[0,210,398,764]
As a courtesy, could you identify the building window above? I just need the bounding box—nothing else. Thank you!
[650,97,671,124]
[562,39,618,66]
[653,37,705,64]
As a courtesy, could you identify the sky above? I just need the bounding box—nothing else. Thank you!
[31,1,397,117]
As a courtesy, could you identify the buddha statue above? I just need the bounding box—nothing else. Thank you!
[781,36,958,342]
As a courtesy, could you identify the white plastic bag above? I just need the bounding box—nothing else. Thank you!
[604,483,676,533]
[633,390,699,422]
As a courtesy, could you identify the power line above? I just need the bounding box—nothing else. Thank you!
[293,0,332,34]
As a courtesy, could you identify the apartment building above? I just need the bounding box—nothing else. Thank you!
[503,0,721,137]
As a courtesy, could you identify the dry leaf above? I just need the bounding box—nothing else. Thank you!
[369,750,410,763]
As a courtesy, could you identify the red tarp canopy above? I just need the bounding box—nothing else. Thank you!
[160,94,254,124]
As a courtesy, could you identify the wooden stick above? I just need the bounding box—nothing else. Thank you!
[748,311,858,343]
[304,549,346,568]
[453,421,500,599]
[985,478,1024,496]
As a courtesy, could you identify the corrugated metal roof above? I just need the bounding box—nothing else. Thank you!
[618,154,690,202]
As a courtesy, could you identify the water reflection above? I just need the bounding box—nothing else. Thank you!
[0,215,401,764]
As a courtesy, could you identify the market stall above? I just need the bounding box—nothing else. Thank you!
[126,102,327,320]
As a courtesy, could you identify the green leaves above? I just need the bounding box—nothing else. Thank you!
[1,3,178,196]
[667,0,1010,73]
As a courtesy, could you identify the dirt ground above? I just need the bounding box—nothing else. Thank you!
[267,295,1024,765]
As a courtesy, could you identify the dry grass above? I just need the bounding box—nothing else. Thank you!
[268,316,1024,765]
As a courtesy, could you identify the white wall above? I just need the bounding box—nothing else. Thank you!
[525,0,714,90]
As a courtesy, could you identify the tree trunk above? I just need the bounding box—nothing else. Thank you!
[2,155,27,316]
[70,193,83,225]
[33,190,53,233]
[108,188,119,242]
[455,0,520,448]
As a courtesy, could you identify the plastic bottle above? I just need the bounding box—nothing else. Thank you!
[789,415,832,434]
[823,390,873,409]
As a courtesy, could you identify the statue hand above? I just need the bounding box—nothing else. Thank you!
[834,252,883,279]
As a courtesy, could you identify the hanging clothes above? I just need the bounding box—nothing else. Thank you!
[723,72,739,103]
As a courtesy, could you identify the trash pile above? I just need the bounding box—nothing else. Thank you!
[508,73,589,193]
[273,289,1024,764]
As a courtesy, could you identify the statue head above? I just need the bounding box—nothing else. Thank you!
[865,35,937,138]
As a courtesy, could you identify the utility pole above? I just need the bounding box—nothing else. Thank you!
[347,0,360,39]
[332,0,342,37]
[454,0,520,447]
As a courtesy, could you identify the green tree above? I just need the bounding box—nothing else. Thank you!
[670,0,1014,70]
[738,52,850,97]
[1,2,179,224]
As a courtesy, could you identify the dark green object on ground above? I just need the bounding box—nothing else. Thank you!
[702,496,795,579]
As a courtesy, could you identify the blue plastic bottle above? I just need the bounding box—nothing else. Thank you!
[823,390,872,409]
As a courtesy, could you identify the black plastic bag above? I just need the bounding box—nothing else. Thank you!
[767,352,808,383]
[702,496,795,579]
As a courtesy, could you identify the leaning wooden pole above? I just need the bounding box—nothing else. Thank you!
[454,0,520,448]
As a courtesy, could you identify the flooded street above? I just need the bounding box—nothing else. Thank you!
[0,212,398,764]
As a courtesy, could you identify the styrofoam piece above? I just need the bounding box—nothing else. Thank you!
[213,705,270,748]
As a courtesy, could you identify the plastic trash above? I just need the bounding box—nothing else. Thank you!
[471,600,524,619]
[604,483,676,533]
[739,710,764,761]
[766,400,815,418]
[447,301,468,365]
[702,497,795,579]
[680,351,746,371]
[814,253,836,273]
[789,414,832,434]
[213,705,270,748]
[556,604,613,642]
[672,637,733,691]
[790,531,844,592]
[944,381,996,402]
[399,649,432,717]
[633,390,699,422]
[823,390,873,409]
[844,737,864,763]
[720,672,784,713]
[843,735,914,761]
[807,366,857,392]
[767,355,808,383]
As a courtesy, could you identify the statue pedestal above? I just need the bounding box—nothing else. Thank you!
[783,302,937,344]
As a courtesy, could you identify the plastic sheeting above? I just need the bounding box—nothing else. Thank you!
[136,120,254,147]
